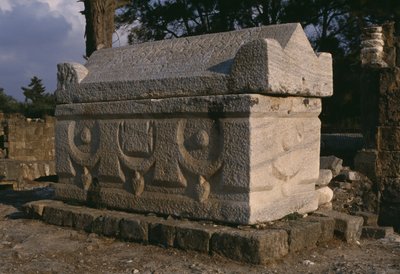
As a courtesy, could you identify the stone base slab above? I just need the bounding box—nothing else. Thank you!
[316,210,364,243]
[362,226,394,239]
[23,200,339,265]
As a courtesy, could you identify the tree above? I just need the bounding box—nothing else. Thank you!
[80,0,130,57]
[0,87,21,114]
[21,77,55,118]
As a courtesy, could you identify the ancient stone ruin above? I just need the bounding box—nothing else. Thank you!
[357,22,400,231]
[0,113,55,183]
[54,23,332,224]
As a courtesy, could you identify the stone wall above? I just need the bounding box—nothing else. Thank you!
[358,22,400,231]
[0,113,56,182]
[0,113,55,161]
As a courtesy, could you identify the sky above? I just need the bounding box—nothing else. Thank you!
[0,0,126,101]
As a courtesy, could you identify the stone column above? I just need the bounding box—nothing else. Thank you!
[358,22,400,232]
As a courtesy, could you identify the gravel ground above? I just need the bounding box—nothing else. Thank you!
[0,186,399,274]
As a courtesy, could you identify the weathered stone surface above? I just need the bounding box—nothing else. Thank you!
[0,159,55,182]
[378,151,400,177]
[378,127,400,151]
[272,221,321,252]
[316,210,363,243]
[54,94,321,224]
[148,221,176,247]
[354,149,378,180]
[320,156,343,176]
[316,186,333,206]
[175,222,215,252]
[316,169,333,187]
[210,228,288,264]
[0,114,55,162]
[304,215,335,243]
[119,216,148,243]
[362,226,394,239]
[355,211,378,227]
[56,23,332,104]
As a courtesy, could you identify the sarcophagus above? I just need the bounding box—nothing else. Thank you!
[54,23,332,224]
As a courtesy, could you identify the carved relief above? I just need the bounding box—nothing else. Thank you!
[58,118,225,202]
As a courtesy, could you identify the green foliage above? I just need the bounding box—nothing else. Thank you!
[0,87,21,114]
[21,77,56,118]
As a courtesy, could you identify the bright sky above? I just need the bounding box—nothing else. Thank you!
[0,0,127,101]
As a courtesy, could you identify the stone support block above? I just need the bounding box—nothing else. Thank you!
[303,215,335,243]
[175,223,215,252]
[272,220,321,252]
[148,221,177,248]
[210,228,289,264]
[119,216,148,243]
[316,210,363,243]
[362,226,394,239]
[355,211,378,227]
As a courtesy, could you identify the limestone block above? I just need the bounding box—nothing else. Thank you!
[56,23,332,104]
[303,215,335,243]
[54,94,321,224]
[316,186,333,206]
[316,210,363,243]
[210,228,289,264]
[320,156,343,176]
[362,226,394,239]
[316,169,333,186]
[272,221,321,252]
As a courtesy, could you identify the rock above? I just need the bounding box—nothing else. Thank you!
[272,220,321,252]
[318,202,333,210]
[316,169,333,187]
[316,210,363,243]
[175,223,215,252]
[304,215,335,243]
[355,211,378,226]
[320,156,343,176]
[362,226,394,239]
[210,228,289,264]
[316,186,334,206]
[339,168,361,182]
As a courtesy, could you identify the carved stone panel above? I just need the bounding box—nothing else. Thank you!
[55,94,321,224]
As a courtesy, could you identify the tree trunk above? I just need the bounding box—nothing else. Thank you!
[82,0,116,57]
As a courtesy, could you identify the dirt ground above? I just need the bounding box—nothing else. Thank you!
[0,186,399,274]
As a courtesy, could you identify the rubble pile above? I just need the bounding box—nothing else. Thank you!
[318,156,380,215]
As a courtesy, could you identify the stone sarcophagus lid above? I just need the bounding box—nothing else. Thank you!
[54,23,332,224]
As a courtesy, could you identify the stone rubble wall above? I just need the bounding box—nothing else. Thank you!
[0,113,56,181]
[358,22,400,232]
[0,113,55,161]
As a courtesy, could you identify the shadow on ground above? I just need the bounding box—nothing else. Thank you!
[0,186,54,219]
